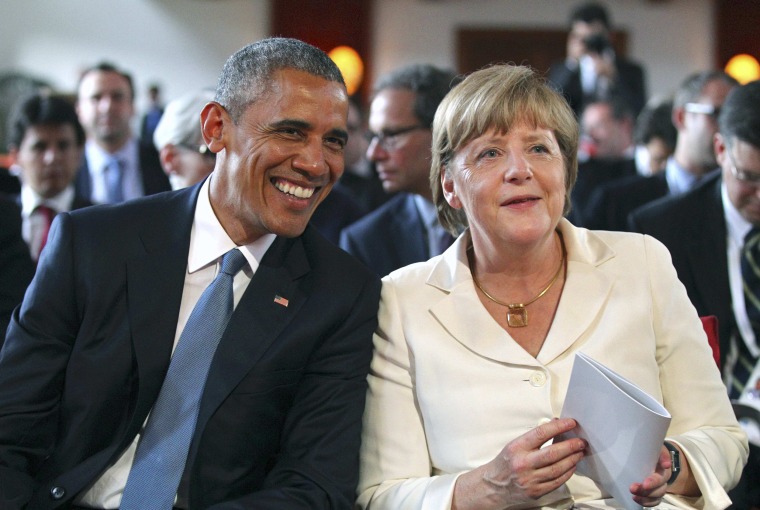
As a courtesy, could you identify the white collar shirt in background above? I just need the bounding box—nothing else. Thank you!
[723,182,760,402]
[85,138,143,204]
[19,184,74,260]
[665,157,703,196]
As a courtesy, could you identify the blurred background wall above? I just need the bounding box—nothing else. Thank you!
[0,0,753,143]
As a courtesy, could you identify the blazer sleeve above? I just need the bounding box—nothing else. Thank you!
[0,214,79,508]
[356,279,463,510]
[643,235,748,510]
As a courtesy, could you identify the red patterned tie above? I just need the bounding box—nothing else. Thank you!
[35,204,56,261]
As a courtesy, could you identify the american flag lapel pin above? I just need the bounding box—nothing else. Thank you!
[273,295,289,307]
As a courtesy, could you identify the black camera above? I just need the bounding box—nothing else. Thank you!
[583,33,612,54]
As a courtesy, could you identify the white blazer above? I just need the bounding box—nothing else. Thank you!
[357,219,747,510]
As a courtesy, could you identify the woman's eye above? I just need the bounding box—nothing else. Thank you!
[478,148,499,159]
[530,145,548,154]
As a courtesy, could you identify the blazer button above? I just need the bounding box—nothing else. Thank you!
[50,486,66,500]
[529,371,547,387]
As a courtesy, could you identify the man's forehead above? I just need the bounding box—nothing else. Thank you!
[24,123,76,139]
[80,71,130,93]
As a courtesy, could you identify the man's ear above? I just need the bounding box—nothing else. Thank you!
[7,146,17,166]
[714,132,727,167]
[672,106,686,131]
[200,101,228,153]
[159,145,177,176]
[441,166,462,210]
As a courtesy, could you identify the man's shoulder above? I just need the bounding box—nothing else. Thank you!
[341,193,416,236]
[632,173,721,231]
[603,172,667,197]
[299,225,381,283]
[68,185,195,233]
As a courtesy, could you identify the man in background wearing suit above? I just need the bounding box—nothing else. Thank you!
[0,195,33,342]
[568,97,637,227]
[630,80,760,509]
[0,37,380,509]
[6,93,92,263]
[547,1,647,118]
[585,71,738,232]
[340,64,460,276]
[75,62,170,204]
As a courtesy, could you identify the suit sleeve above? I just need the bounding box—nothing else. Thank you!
[0,214,79,508]
[0,204,34,343]
[210,272,382,510]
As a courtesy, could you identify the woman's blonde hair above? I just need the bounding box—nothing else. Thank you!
[430,64,579,234]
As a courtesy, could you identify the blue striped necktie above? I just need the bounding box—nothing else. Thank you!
[120,249,248,509]
[733,228,760,399]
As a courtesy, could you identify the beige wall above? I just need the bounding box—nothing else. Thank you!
[0,0,713,112]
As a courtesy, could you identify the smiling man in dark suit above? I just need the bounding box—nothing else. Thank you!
[0,38,380,509]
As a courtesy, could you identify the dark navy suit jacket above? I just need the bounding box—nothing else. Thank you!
[339,193,429,277]
[75,142,170,202]
[0,183,380,509]
[0,194,33,342]
[630,169,760,510]
[585,172,669,231]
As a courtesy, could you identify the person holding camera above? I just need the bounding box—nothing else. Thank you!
[548,2,647,119]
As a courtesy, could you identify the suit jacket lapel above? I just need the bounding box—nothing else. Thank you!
[195,234,310,432]
[391,194,428,265]
[429,221,615,366]
[123,186,198,441]
[683,178,732,357]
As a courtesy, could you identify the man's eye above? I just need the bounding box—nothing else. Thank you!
[325,137,346,150]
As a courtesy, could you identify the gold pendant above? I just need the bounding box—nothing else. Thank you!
[507,306,528,327]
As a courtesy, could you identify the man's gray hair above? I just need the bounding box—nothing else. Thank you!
[215,37,346,121]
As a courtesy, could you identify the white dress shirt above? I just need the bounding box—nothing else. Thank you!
[20,184,75,260]
[76,177,275,508]
[664,157,704,196]
[85,138,144,204]
[723,183,760,400]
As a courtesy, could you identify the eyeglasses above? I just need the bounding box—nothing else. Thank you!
[726,148,760,186]
[684,102,721,119]
[366,124,426,151]
[177,143,215,159]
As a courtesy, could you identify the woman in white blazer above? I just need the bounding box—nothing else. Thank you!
[357,65,747,510]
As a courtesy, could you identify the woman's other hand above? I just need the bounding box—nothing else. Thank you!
[631,442,700,505]
[452,418,586,510]
[629,447,670,507]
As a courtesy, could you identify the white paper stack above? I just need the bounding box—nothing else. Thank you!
[560,352,672,510]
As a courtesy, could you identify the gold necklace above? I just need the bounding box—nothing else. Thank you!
[470,236,566,328]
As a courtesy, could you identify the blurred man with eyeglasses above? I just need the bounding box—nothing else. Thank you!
[339,64,460,276]
[153,89,217,190]
[580,71,738,232]
[631,81,760,509]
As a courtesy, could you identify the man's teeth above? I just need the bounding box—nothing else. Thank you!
[275,180,315,198]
